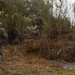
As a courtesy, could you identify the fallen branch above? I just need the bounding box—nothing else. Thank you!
[57,48,62,55]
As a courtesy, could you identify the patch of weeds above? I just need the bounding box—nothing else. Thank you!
[52,71,69,75]
[23,70,39,75]
[52,70,75,75]
[69,70,75,75]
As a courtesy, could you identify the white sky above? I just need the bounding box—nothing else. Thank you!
[54,0,75,23]
[67,0,75,23]
[51,0,75,23]
[68,0,75,4]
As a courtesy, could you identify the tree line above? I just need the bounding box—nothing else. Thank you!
[0,0,75,43]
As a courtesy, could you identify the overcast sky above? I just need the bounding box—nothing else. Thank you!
[50,0,75,23]
[67,0,75,23]
[68,0,75,4]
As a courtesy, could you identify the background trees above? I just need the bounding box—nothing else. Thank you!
[0,0,74,42]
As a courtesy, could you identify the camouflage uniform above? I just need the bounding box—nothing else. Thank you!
[0,28,8,42]
[34,15,43,36]
[0,40,3,56]
[0,28,8,60]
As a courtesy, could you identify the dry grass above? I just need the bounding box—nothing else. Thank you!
[0,38,75,74]
[3,38,75,62]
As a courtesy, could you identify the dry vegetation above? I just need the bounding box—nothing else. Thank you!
[1,0,75,74]
[0,37,75,74]
[3,37,75,62]
[0,41,63,75]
